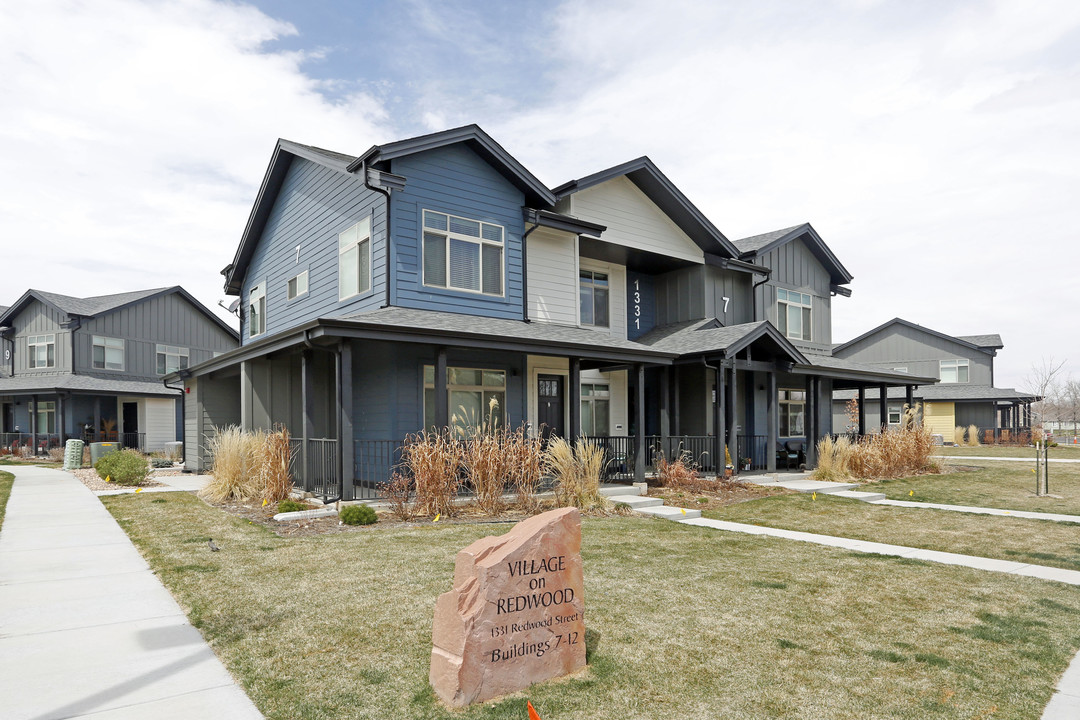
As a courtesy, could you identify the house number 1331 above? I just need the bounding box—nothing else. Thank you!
[633,279,641,329]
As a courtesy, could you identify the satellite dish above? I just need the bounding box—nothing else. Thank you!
[218,298,241,316]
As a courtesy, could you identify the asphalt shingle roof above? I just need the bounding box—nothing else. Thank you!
[833,384,1038,402]
[731,225,804,255]
[0,375,180,396]
[956,334,1004,349]
[32,288,169,317]
[634,319,770,355]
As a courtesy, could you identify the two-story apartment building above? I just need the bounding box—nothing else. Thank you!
[178,125,931,499]
[0,287,238,454]
[829,318,1038,439]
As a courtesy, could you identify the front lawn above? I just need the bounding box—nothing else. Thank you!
[863,463,1080,516]
[936,445,1080,459]
[103,492,1080,720]
[0,470,13,530]
[704,492,1080,572]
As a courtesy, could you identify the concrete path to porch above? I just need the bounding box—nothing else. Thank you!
[0,465,263,720]
[939,455,1080,464]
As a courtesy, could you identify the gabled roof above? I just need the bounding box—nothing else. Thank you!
[797,353,938,386]
[636,318,809,364]
[0,287,238,340]
[833,384,1038,403]
[733,223,853,286]
[956,334,1004,350]
[349,124,555,208]
[553,157,742,259]
[833,318,993,356]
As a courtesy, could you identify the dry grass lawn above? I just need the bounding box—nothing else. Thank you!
[936,445,1080,459]
[0,470,13,530]
[102,492,1080,720]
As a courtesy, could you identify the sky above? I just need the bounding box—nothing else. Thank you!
[1,0,1078,392]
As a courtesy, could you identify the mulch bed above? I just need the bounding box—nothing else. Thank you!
[70,467,179,492]
[649,480,794,512]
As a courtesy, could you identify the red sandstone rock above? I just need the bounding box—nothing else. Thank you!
[430,507,587,707]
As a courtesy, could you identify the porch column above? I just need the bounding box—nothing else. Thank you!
[659,366,670,441]
[671,367,681,436]
[339,342,355,501]
[805,375,817,468]
[94,397,101,443]
[766,370,777,472]
[905,385,914,412]
[301,350,314,490]
[31,394,38,453]
[57,393,65,444]
[568,357,581,439]
[726,365,738,472]
[634,363,645,483]
[716,365,725,476]
[240,360,251,430]
[434,347,448,429]
[878,383,888,432]
[857,386,866,435]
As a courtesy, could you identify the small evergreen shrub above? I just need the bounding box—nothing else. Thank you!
[277,499,308,514]
[340,504,377,526]
[151,458,174,468]
[94,449,149,486]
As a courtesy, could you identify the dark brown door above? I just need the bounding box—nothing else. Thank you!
[537,375,564,440]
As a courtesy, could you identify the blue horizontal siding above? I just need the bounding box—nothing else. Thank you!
[241,157,387,342]
[389,145,525,320]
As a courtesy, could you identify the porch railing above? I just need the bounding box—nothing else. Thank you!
[121,432,146,452]
[1,433,63,455]
[289,438,340,500]
[736,435,769,472]
[584,436,635,481]
[645,435,718,472]
[353,439,404,500]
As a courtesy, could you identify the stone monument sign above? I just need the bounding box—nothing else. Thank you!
[429,507,587,707]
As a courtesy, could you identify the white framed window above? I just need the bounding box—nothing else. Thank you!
[92,336,124,371]
[422,210,504,296]
[248,281,266,338]
[339,217,372,300]
[28,334,55,369]
[156,344,189,375]
[779,389,806,436]
[939,359,969,383]
[580,383,610,436]
[893,367,908,373]
[579,271,609,328]
[888,403,903,426]
[34,400,55,434]
[287,269,309,300]
[423,365,507,431]
[777,289,812,341]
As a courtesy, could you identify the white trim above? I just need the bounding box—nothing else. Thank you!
[287,269,309,301]
[777,287,813,342]
[156,344,189,376]
[421,209,505,297]
[27,333,56,369]
[939,358,970,384]
[91,335,124,371]
[338,217,373,301]
[248,280,266,338]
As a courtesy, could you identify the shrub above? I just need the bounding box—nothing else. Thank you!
[401,429,463,518]
[277,499,308,514]
[48,447,65,463]
[656,450,710,492]
[462,427,509,515]
[151,458,173,468]
[94,449,149,486]
[340,504,377,526]
[966,424,980,447]
[815,418,937,482]
[200,426,265,503]
[544,436,607,510]
[255,425,293,503]
[382,472,416,522]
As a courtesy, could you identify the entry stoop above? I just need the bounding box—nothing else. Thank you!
[606,494,664,510]
[634,505,702,520]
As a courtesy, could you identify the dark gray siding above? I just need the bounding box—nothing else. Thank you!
[756,238,834,351]
[655,266,751,326]
[955,402,995,430]
[186,372,242,471]
[76,292,237,380]
[11,300,71,375]
[834,324,994,385]
[389,145,525,320]
[241,157,386,341]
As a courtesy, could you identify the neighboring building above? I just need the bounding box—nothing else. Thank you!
[178,125,929,498]
[0,287,238,453]
[830,318,1038,439]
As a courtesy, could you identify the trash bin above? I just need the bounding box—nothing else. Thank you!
[63,439,85,471]
[89,442,120,466]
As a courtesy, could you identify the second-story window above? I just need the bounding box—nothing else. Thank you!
[339,217,371,300]
[579,271,609,327]
[156,344,189,375]
[777,289,812,341]
[92,336,124,371]
[288,270,309,300]
[422,210,504,295]
[28,334,55,368]
[248,281,266,338]
[939,359,969,383]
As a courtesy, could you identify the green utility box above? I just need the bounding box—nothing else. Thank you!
[89,442,119,466]
[63,439,85,470]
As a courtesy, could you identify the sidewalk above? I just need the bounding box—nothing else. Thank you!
[0,465,263,720]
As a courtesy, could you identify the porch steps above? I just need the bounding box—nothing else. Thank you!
[606,494,702,520]
[831,490,887,502]
[754,477,860,494]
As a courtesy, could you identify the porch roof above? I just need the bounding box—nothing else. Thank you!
[795,353,938,387]
[635,319,809,364]
[0,374,180,397]
[833,384,1040,403]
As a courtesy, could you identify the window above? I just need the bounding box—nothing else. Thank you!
[287,270,309,300]
[888,403,903,426]
[156,344,189,375]
[893,367,908,373]
[248,281,266,338]
[92,336,124,371]
[422,210,503,295]
[339,218,371,299]
[423,365,507,430]
[777,289,812,341]
[28,334,55,368]
[579,271,609,327]
[779,389,806,436]
[34,400,55,434]
[580,383,610,436]
[939,359,969,383]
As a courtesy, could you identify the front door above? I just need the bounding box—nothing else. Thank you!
[2,402,13,433]
[537,375,564,440]
[122,402,138,447]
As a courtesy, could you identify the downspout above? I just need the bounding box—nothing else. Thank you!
[362,161,394,310]
[163,371,188,471]
[702,357,722,476]
[520,214,542,323]
[751,260,769,322]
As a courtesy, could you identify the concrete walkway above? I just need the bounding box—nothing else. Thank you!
[941,455,1080,463]
[868,498,1080,524]
[0,465,263,720]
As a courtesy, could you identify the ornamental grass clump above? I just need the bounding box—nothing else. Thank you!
[954,426,967,446]
[94,448,149,486]
[504,427,544,514]
[401,429,463,518]
[544,436,607,510]
[813,435,853,482]
[200,426,265,503]
[656,449,711,492]
[966,424,981,447]
[255,425,293,503]
[462,426,509,516]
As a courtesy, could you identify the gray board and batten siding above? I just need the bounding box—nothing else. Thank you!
[653,264,753,329]
[388,144,526,321]
[754,237,834,352]
[9,300,73,375]
[833,323,994,386]
[241,155,387,342]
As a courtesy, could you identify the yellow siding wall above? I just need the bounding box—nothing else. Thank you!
[923,402,956,438]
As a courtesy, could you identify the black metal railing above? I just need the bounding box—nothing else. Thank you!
[289,438,340,500]
[645,435,718,472]
[1,432,63,455]
[121,432,146,452]
[583,435,635,481]
[736,435,769,471]
[353,439,404,500]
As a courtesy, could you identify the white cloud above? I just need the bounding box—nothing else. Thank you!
[0,0,391,324]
